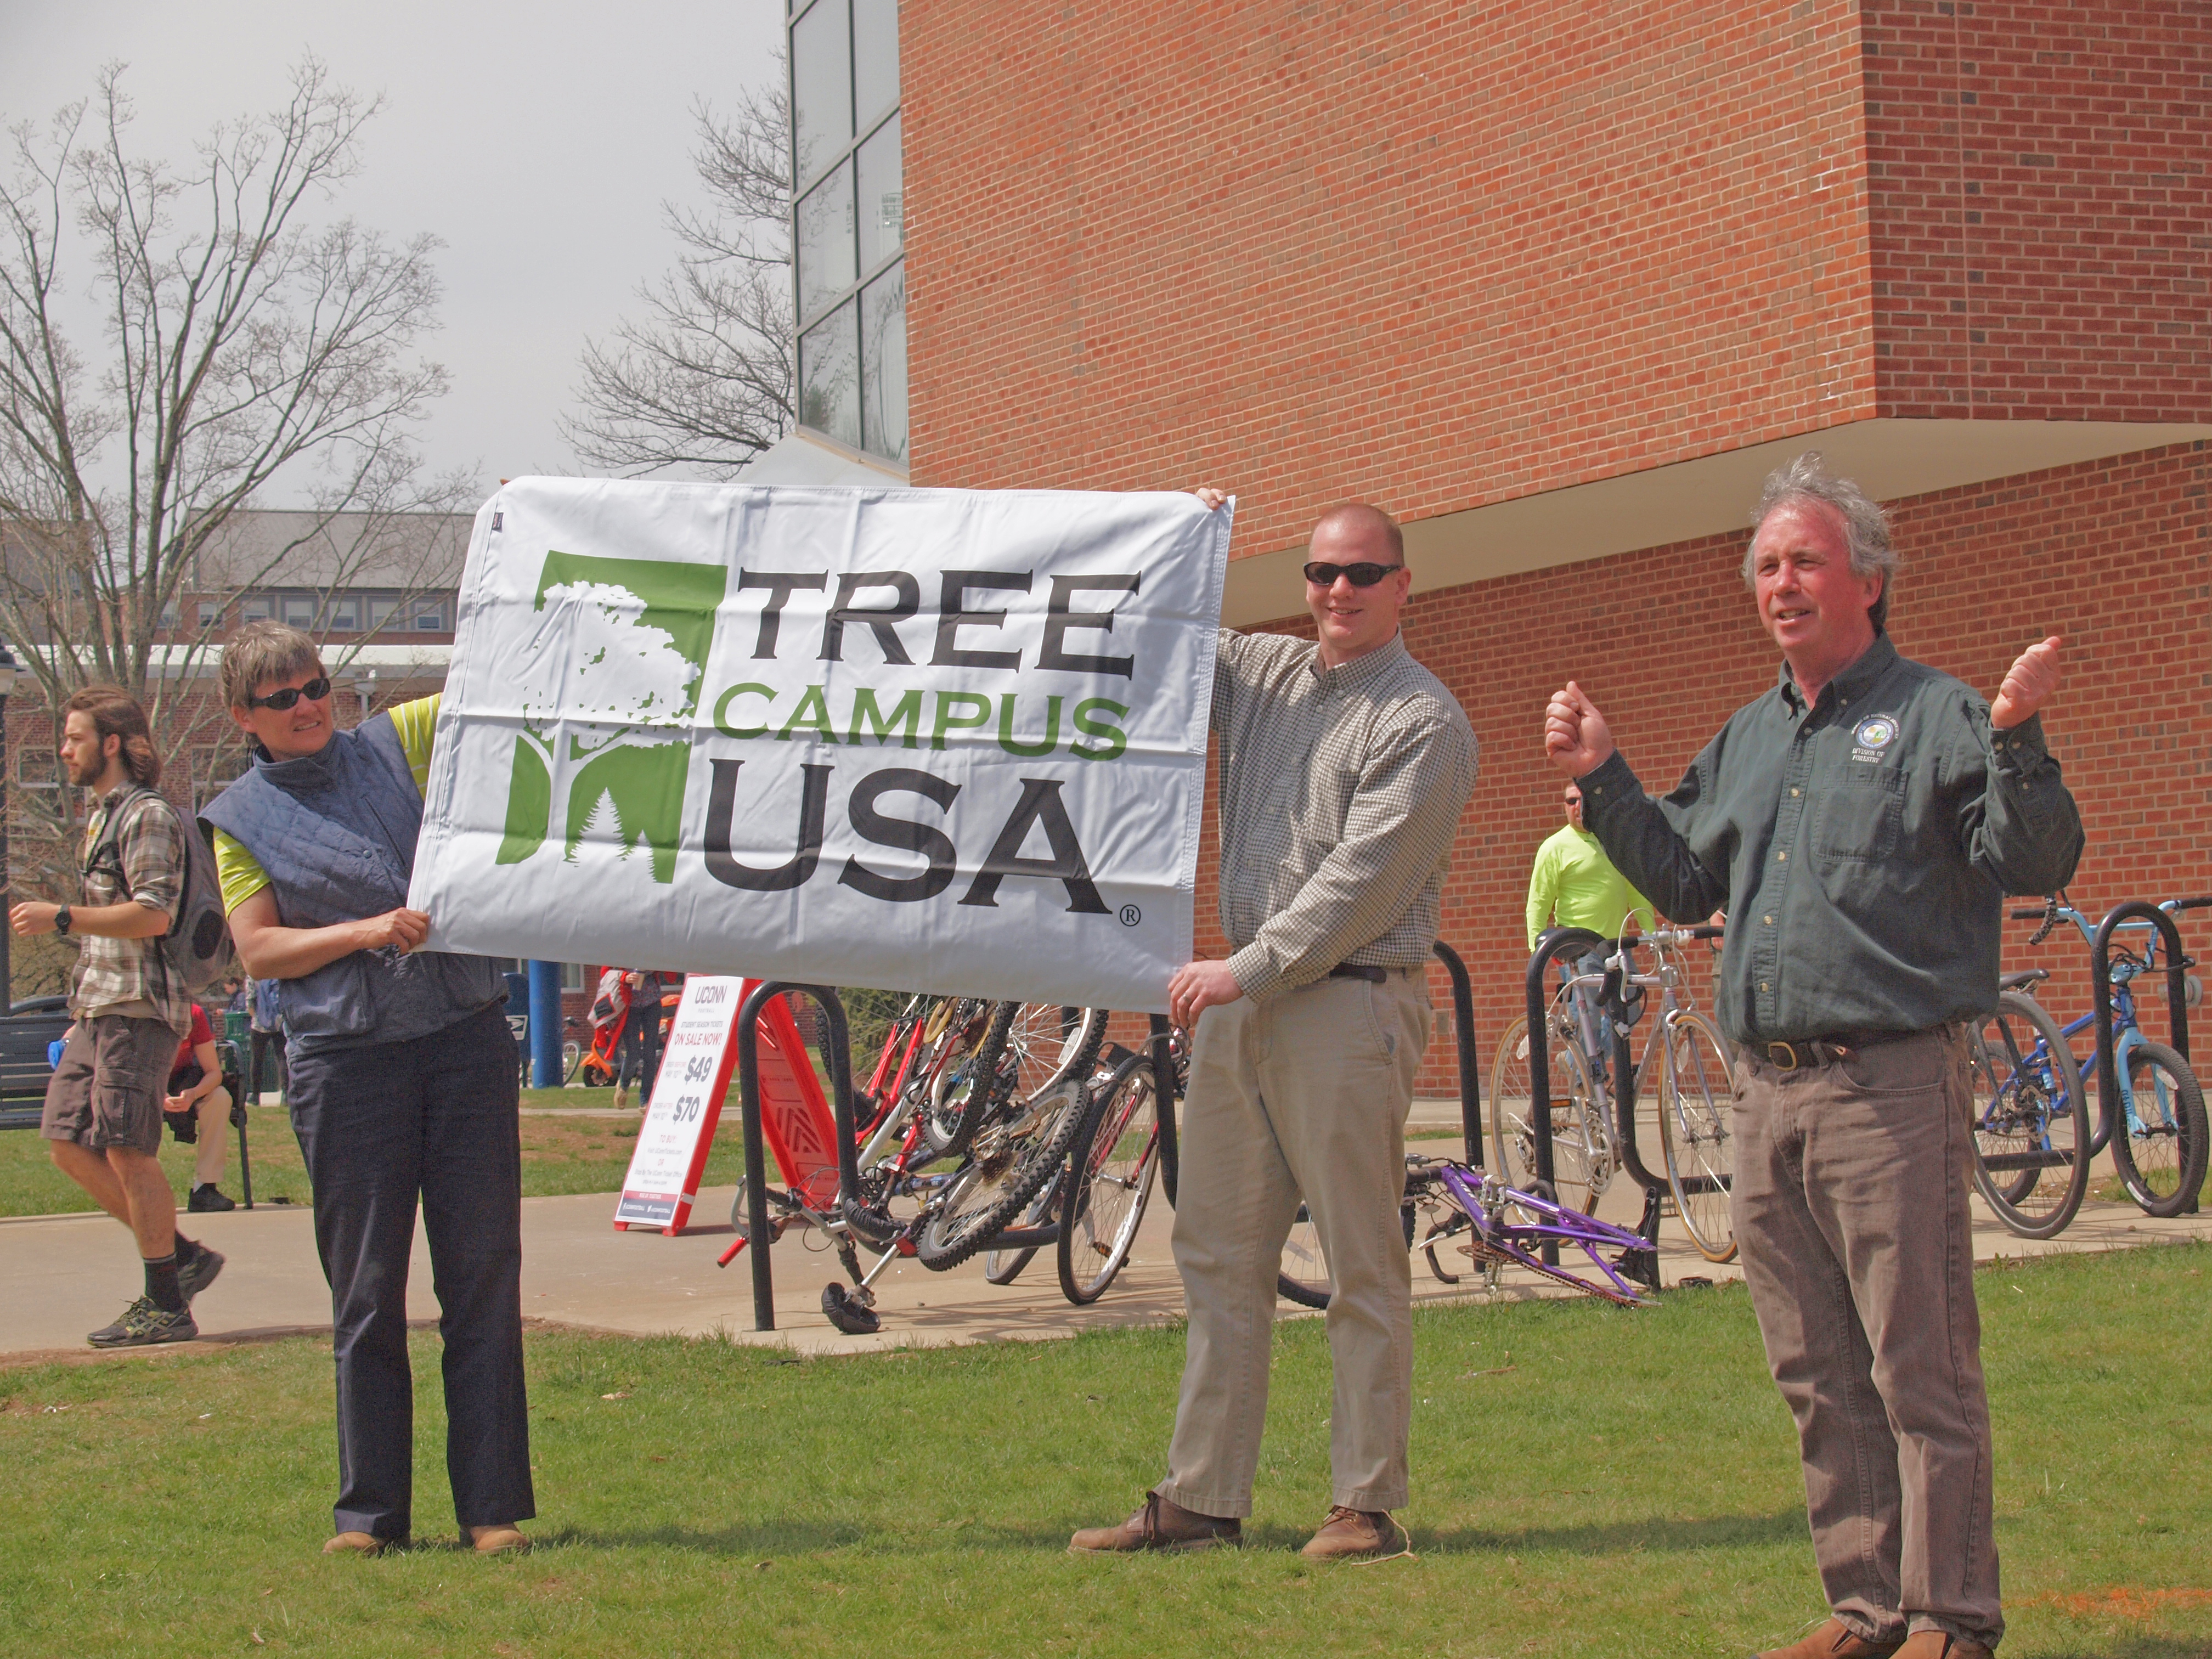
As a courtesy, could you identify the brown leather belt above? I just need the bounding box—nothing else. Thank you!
[1328,963,1389,984]
[1756,1028,1932,1071]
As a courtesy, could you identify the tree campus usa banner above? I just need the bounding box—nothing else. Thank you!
[409,479,1232,1013]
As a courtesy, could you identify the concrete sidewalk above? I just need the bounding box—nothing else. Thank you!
[3,1135,2204,1363]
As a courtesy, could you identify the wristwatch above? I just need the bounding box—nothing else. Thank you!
[54,906,71,936]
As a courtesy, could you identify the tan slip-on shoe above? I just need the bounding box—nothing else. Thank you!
[1750,1616,1906,1658]
[323,1531,400,1557]
[469,1524,531,1555]
[1299,1505,1408,1561]
[1068,1491,1241,1554]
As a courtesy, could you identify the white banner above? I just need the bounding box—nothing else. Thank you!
[409,478,1231,1012]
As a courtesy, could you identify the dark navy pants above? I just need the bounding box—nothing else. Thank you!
[288,1004,534,1541]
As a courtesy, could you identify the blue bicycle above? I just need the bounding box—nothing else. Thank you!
[1994,897,2210,1225]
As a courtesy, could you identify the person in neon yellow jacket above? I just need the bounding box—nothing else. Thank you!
[1525,780,1655,949]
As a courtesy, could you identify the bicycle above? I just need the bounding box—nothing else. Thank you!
[1055,1040,1176,1305]
[1488,926,1737,1261]
[2002,896,2210,1220]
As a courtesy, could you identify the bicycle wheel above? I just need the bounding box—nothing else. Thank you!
[1489,1013,1604,1215]
[999,1004,1110,1106]
[921,1000,1007,1159]
[1966,991,2089,1238]
[915,1079,1091,1269]
[1058,1053,1161,1305]
[2109,1039,2209,1218]
[1657,1011,1737,1262]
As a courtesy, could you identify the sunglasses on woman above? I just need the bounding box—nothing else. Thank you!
[1301,560,1403,588]
[246,675,331,711]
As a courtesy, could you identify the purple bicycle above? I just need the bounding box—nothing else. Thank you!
[1278,1154,1660,1309]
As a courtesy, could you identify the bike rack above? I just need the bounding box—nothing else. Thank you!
[2089,901,2198,1170]
[1431,939,1484,1169]
[1148,1014,1181,1209]
[1523,926,1600,1265]
[735,981,861,1333]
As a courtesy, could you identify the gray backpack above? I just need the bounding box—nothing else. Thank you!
[83,788,235,996]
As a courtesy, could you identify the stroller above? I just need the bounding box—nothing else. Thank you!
[577,968,629,1088]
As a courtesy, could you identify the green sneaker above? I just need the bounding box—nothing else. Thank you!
[88,1296,198,1348]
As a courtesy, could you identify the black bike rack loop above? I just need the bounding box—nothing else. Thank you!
[1147,1014,1181,1209]
[2089,902,2194,1156]
[736,981,860,1334]
[1524,926,1601,1265]
[1431,939,1484,1169]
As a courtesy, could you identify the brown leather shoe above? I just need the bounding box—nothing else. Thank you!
[1750,1617,1904,1659]
[1068,1491,1241,1554]
[323,1531,400,1557]
[1893,1635,1993,1659]
[1299,1505,1408,1561]
[469,1523,531,1555]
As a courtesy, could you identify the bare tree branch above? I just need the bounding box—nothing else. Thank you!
[561,75,794,479]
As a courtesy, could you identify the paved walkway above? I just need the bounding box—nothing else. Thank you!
[3,1107,2203,1363]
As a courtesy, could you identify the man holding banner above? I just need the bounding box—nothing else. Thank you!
[205,622,533,1559]
[1071,498,1477,1562]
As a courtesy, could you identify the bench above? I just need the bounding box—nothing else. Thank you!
[1,996,73,1131]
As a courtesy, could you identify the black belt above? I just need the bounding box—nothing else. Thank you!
[1328,963,1390,984]
[1754,1028,1935,1071]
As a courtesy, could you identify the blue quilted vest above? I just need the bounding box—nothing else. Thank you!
[202,713,506,1052]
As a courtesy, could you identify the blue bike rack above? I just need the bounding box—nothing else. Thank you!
[2089,900,2204,1216]
[735,981,861,1333]
[1522,926,1601,1265]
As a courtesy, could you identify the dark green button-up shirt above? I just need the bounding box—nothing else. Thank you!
[1578,634,2084,1046]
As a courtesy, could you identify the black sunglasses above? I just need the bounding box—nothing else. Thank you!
[247,675,331,711]
[1302,560,1403,589]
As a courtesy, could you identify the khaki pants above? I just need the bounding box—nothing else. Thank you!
[1157,967,1431,1519]
[1734,1029,2002,1649]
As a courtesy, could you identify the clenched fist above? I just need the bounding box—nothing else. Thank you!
[1990,636,2062,731]
[1544,681,1616,777]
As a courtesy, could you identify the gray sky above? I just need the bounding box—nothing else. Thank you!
[0,0,783,505]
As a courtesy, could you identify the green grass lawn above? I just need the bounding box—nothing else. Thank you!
[0,1087,758,1218]
[1,1242,2205,1657]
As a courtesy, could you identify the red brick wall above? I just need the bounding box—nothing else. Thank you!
[904,0,1878,552]
[1296,439,2208,1096]
[1865,0,2212,418]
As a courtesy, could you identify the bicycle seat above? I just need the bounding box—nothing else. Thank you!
[1999,968,2050,991]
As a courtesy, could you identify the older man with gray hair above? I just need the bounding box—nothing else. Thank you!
[1545,454,2083,1659]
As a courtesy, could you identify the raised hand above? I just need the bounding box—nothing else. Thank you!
[1544,681,1617,777]
[1990,635,2062,731]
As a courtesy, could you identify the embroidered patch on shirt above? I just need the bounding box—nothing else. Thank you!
[1852,715,1899,764]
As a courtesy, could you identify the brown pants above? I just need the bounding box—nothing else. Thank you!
[1734,1029,2002,1649]
[1158,967,1431,1518]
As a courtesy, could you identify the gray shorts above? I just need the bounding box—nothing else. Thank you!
[41,1015,182,1156]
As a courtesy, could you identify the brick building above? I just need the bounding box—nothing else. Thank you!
[878,0,2211,1088]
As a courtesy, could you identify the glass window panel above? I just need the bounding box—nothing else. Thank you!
[413,599,448,632]
[856,113,902,275]
[853,0,899,125]
[329,595,360,631]
[800,300,861,448]
[792,0,853,189]
[368,596,397,629]
[196,600,220,627]
[281,594,315,628]
[241,594,273,623]
[860,263,907,464]
[797,161,856,323]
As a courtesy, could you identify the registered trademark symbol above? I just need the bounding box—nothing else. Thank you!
[1118,904,1141,927]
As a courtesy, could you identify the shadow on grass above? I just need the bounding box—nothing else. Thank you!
[2015,1645,2212,1659]
[543,1509,1814,1560]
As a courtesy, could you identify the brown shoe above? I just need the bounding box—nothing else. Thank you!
[469,1524,531,1555]
[1750,1616,1905,1659]
[1068,1491,1241,1554]
[1299,1505,1408,1561]
[323,1531,400,1557]
[1894,1635,1993,1659]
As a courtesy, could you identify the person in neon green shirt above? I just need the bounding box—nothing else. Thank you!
[1525,780,1656,949]
[211,695,441,913]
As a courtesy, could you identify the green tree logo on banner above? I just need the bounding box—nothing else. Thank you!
[495,552,728,883]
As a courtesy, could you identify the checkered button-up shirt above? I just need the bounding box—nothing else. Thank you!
[1214,630,1478,1003]
[70,784,190,1034]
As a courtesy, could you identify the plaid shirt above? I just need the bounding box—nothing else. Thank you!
[70,784,190,1034]
[1213,630,1479,1003]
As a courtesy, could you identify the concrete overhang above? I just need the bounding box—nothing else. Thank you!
[1221,417,2212,627]
[738,426,912,487]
